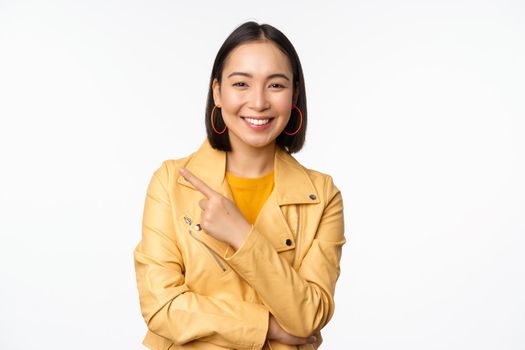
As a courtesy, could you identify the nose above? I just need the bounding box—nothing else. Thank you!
[249,85,270,111]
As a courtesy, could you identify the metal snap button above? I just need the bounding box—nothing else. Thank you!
[194,224,201,231]
[309,194,317,200]
[285,239,292,246]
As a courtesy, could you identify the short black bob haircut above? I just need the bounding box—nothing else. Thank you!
[205,21,307,154]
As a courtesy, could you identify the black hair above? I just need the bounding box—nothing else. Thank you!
[205,21,307,153]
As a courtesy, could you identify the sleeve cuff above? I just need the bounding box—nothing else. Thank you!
[250,305,269,349]
[224,224,260,260]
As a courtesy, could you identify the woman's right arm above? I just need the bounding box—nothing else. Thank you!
[133,162,268,349]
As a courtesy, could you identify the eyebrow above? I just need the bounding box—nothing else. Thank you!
[226,71,290,81]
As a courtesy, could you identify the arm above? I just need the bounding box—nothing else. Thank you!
[223,175,346,338]
[133,162,268,349]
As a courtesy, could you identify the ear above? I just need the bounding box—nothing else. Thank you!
[212,78,222,107]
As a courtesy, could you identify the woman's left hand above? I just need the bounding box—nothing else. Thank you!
[179,167,252,250]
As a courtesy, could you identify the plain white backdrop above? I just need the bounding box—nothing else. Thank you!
[1,0,524,349]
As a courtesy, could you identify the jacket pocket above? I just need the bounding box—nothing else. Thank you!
[180,214,229,273]
[188,228,228,273]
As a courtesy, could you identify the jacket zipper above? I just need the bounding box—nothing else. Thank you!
[188,229,227,272]
[292,205,301,269]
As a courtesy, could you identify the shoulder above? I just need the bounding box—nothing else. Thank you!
[278,147,341,200]
[302,166,341,201]
[147,153,195,187]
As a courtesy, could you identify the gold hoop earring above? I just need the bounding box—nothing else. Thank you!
[211,105,227,134]
[284,105,303,136]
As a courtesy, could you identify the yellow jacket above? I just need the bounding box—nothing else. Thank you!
[133,138,346,350]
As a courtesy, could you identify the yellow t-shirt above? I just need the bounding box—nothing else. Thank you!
[225,170,275,225]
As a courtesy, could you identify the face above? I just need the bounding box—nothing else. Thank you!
[212,40,298,151]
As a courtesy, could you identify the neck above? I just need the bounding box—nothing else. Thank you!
[226,138,276,178]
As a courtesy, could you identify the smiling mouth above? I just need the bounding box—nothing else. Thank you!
[242,117,274,126]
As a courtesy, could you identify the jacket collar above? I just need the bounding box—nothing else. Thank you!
[176,138,320,206]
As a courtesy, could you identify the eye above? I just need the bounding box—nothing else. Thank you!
[270,83,285,89]
[232,82,247,87]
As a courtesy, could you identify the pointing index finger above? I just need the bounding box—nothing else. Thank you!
[179,168,217,198]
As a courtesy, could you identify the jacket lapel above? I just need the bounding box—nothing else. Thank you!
[176,138,320,256]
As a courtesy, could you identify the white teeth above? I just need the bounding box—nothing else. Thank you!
[244,117,271,126]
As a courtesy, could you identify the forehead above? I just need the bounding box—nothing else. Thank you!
[223,41,292,77]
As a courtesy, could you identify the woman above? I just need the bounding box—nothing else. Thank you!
[134,21,346,350]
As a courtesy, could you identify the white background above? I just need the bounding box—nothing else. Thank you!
[1,0,524,349]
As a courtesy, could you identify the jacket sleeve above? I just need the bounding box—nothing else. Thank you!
[223,175,346,338]
[133,161,269,349]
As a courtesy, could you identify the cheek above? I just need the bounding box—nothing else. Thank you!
[221,89,244,109]
[273,90,294,109]
[274,99,293,116]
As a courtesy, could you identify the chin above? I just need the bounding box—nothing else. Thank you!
[241,136,275,149]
